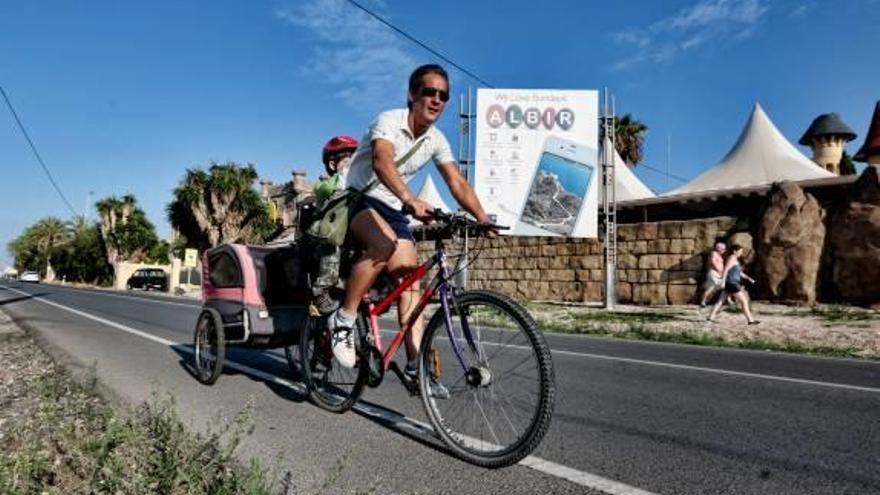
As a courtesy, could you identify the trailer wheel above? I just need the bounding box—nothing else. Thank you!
[193,309,225,385]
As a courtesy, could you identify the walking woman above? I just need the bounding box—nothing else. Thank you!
[707,244,760,325]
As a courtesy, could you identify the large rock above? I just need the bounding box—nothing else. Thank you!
[755,182,826,303]
[829,165,880,306]
[727,232,754,264]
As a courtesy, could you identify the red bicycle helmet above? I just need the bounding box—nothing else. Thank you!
[322,135,359,169]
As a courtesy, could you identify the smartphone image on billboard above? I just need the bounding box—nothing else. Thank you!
[518,135,595,236]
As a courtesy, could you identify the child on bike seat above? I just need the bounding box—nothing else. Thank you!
[312,135,358,314]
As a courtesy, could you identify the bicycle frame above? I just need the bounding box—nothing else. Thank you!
[364,236,479,373]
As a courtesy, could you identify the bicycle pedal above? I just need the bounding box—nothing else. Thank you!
[388,362,420,396]
[360,346,385,388]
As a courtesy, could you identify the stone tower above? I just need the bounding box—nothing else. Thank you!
[854,101,880,166]
[798,112,857,175]
[292,170,313,195]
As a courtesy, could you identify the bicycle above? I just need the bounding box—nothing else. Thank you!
[299,210,556,468]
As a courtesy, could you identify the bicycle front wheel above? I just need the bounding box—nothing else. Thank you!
[299,316,368,413]
[419,290,555,468]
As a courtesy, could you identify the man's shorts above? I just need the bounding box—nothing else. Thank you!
[350,195,414,242]
[703,270,723,291]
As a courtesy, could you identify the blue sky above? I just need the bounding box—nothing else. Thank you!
[2,0,878,267]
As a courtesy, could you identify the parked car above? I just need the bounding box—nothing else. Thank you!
[126,268,168,292]
[20,271,40,283]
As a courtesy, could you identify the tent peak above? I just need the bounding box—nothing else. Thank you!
[663,103,832,196]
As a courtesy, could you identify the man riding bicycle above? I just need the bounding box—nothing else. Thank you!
[327,64,495,396]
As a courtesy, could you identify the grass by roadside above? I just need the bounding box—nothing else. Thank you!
[561,322,866,360]
[521,301,688,333]
[784,305,877,327]
[0,332,287,495]
[519,301,880,361]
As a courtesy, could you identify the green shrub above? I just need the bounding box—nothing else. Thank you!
[0,367,283,494]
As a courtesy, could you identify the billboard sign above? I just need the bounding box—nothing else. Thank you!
[474,89,598,237]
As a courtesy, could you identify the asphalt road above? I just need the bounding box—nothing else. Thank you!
[1,281,879,494]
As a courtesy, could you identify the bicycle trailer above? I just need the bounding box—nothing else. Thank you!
[192,242,314,384]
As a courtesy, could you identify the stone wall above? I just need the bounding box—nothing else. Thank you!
[412,168,879,306]
[417,216,751,305]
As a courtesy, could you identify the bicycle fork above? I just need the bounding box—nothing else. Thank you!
[440,241,498,390]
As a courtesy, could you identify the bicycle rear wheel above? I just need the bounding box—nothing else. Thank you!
[299,316,367,413]
[419,290,555,468]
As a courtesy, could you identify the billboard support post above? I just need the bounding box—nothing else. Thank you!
[455,87,475,290]
[601,89,618,309]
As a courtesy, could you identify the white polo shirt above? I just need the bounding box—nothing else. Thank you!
[343,108,455,211]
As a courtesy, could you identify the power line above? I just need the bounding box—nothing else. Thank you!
[344,1,686,181]
[0,84,79,216]
[345,2,687,187]
[344,0,494,88]
[637,162,689,183]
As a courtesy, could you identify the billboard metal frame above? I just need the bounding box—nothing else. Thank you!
[458,87,618,307]
[455,88,476,289]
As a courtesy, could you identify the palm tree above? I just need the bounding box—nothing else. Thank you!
[603,114,648,166]
[7,235,34,271]
[95,194,159,270]
[96,195,129,270]
[50,216,112,284]
[30,217,70,280]
[68,214,91,239]
[167,161,275,250]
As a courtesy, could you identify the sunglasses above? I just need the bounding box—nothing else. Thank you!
[419,86,450,102]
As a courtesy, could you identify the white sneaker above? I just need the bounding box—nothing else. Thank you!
[328,311,357,368]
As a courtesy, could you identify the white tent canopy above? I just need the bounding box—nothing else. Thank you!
[600,137,656,202]
[664,103,833,196]
[409,174,453,225]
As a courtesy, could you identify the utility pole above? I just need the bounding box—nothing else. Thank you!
[666,136,671,190]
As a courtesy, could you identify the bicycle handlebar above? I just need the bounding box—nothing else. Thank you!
[402,206,509,237]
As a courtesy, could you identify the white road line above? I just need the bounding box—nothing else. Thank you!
[550,348,880,394]
[27,283,201,308]
[0,284,657,495]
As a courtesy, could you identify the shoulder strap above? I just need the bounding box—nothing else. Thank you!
[360,137,427,194]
